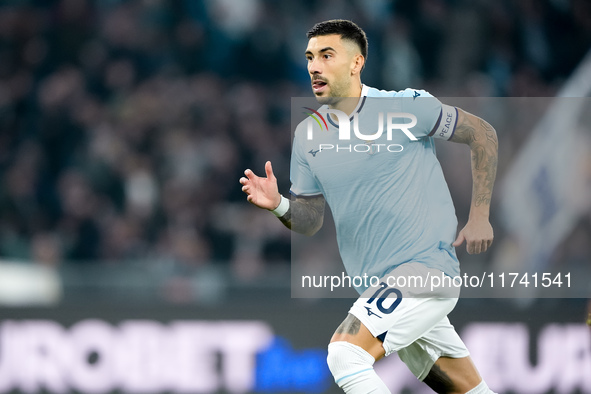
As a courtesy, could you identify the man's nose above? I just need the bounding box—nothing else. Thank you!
[309,58,322,75]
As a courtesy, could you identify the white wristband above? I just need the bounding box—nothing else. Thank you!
[271,195,290,217]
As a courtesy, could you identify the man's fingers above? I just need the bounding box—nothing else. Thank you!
[244,162,275,181]
[481,238,493,252]
[468,241,479,255]
[467,239,491,254]
[265,161,275,179]
[452,232,465,247]
[244,169,257,179]
[475,241,482,254]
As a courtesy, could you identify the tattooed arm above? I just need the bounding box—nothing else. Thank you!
[240,161,325,236]
[277,195,325,236]
[449,108,498,254]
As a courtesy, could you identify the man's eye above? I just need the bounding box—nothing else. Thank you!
[323,54,331,59]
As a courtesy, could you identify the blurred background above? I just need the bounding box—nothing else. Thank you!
[0,0,590,393]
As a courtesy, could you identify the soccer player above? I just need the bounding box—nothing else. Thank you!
[240,20,498,394]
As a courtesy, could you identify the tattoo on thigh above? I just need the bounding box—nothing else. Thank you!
[335,314,361,335]
[423,363,455,394]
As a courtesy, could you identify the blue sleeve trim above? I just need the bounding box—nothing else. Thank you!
[447,107,459,141]
[289,190,323,198]
[428,110,443,137]
[335,368,373,384]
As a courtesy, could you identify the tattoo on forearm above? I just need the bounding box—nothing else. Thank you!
[472,145,486,171]
[450,122,475,145]
[481,119,499,150]
[452,110,498,209]
[278,208,292,225]
[475,193,491,206]
[278,196,325,235]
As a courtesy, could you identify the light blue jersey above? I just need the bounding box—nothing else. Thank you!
[291,85,460,292]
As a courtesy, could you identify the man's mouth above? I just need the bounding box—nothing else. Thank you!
[312,80,328,94]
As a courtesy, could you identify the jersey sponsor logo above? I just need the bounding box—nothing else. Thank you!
[413,90,420,100]
[364,306,382,318]
[308,148,320,157]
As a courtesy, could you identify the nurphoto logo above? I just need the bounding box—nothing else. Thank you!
[304,107,418,154]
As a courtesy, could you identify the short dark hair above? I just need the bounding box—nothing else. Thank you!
[307,19,368,62]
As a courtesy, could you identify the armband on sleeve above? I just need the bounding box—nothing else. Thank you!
[429,104,458,141]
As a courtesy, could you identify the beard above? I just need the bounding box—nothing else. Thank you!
[313,78,350,106]
[315,94,340,106]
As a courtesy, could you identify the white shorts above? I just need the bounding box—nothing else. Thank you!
[348,262,470,381]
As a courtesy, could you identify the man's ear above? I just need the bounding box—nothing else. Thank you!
[351,54,365,75]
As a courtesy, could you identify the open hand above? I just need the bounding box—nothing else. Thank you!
[239,161,281,210]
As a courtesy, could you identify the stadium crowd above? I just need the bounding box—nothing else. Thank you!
[0,0,589,280]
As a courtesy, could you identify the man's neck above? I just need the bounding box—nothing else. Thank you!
[329,82,363,116]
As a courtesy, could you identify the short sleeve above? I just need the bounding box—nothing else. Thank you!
[290,126,322,197]
[399,88,440,138]
[400,88,458,141]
